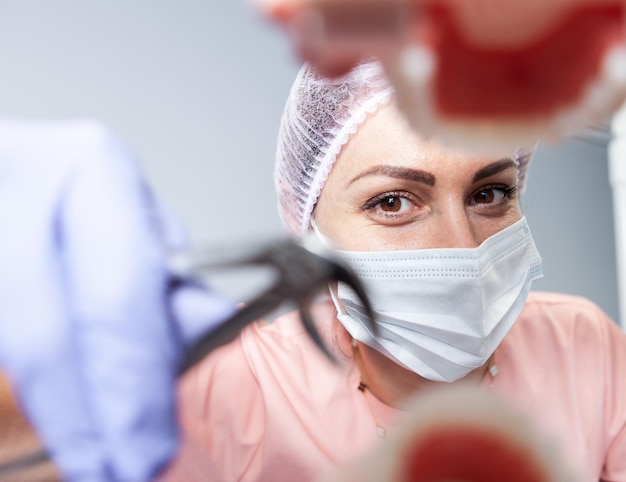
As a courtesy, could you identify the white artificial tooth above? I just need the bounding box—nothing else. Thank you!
[612,99,626,136]
[399,45,436,85]
[604,45,626,87]
[586,81,610,112]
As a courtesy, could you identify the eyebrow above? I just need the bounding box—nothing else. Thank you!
[348,165,436,186]
[472,158,516,183]
[348,158,516,187]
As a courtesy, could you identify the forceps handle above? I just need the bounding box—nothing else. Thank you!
[177,288,285,375]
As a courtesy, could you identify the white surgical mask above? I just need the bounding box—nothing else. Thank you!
[315,217,542,382]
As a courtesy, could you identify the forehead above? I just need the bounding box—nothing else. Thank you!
[331,103,506,182]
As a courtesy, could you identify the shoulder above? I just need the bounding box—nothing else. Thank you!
[173,311,324,481]
[498,293,626,479]
[505,291,625,361]
[519,291,617,334]
[244,300,340,349]
[183,298,343,397]
[172,301,357,480]
[238,300,344,375]
[523,291,607,313]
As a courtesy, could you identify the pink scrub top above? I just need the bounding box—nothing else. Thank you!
[159,292,626,482]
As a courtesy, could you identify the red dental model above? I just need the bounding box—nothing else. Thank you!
[323,386,573,482]
[262,0,626,151]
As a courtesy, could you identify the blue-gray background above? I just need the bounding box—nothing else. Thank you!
[0,1,619,324]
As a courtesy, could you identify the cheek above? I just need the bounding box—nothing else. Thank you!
[312,193,358,246]
[362,225,432,251]
[472,210,523,243]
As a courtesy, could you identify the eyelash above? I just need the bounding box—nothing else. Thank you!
[472,184,519,202]
[361,184,519,211]
[361,191,415,211]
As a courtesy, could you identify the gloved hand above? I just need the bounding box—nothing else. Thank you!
[0,119,234,481]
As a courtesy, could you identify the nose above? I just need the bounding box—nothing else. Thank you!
[431,207,480,249]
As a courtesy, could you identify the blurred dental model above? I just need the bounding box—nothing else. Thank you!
[258,0,626,154]
[323,385,576,482]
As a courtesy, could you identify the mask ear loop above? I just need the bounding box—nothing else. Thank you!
[309,217,334,248]
[311,217,379,348]
[310,218,350,315]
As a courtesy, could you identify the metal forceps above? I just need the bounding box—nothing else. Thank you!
[0,236,376,479]
[177,234,377,373]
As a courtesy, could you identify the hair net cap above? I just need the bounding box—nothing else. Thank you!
[275,61,393,238]
[275,60,534,238]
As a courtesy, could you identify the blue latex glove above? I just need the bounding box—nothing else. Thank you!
[0,119,235,481]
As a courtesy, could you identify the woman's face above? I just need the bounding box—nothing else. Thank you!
[313,103,522,250]
[313,102,523,406]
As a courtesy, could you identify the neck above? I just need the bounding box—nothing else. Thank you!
[352,340,495,409]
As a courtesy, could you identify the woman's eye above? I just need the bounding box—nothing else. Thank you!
[361,192,422,223]
[380,196,404,212]
[473,189,498,204]
[470,185,517,205]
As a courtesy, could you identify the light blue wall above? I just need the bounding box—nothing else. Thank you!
[524,140,618,322]
[0,0,619,322]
